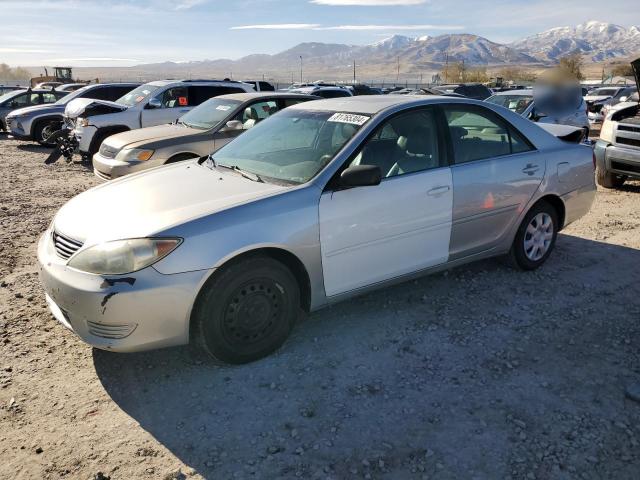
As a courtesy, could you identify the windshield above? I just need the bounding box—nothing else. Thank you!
[53,84,94,105]
[209,109,368,184]
[592,88,618,96]
[0,89,25,104]
[486,94,533,114]
[115,84,161,107]
[180,98,241,129]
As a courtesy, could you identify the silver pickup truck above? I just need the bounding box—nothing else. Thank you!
[594,58,640,188]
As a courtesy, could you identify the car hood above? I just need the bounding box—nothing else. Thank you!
[64,98,128,118]
[53,160,286,246]
[104,123,204,151]
[7,104,64,117]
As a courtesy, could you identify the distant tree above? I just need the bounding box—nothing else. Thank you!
[0,63,31,81]
[496,66,537,82]
[611,64,634,77]
[558,54,585,80]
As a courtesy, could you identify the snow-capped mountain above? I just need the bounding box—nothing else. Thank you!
[511,21,640,62]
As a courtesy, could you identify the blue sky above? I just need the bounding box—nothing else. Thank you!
[1,0,639,66]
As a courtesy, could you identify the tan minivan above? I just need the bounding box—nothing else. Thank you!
[92,92,318,180]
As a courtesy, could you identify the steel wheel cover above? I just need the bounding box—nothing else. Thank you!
[523,212,554,261]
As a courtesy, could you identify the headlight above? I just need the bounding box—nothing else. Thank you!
[600,118,615,143]
[78,118,89,127]
[67,238,181,274]
[115,148,155,162]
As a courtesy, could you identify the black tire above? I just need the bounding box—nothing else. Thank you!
[88,129,126,158]
[596,165,626,189]
[509,200,559,271]
[34,120,62,147]
[194,256,300,364]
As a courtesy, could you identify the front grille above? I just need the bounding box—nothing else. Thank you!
[611,161,640,175]
[87,320,136,339]
[52,231,83,259]
[618,124,640,134]
[616,137,640,148]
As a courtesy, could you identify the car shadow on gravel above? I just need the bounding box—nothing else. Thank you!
[16,144,52,153]
[93,234,640,478]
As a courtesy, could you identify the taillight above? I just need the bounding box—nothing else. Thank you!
[592,150,596,170]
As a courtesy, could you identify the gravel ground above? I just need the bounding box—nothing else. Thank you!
[1,134,639,480]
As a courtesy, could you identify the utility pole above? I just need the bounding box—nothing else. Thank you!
[396,56,400,84]
[444,52,449,83]
[299,55,303,83]
[353,60,356,83]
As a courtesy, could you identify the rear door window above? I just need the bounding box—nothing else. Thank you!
[443,105,533,163]
[188,86,247,106]
[161,86,189,108]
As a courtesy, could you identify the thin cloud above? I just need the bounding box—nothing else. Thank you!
[231,23,462,31]
[320,24,464,30]
[231,24,322,30]
[311,0,427,5]
[0,47,51,53]
[174,0,208,10]
[47,57,140,62]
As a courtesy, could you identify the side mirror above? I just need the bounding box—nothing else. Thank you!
[146,97,162,109]
[531,109,547,122]
[220,120,244,133]
[339,164,381,188]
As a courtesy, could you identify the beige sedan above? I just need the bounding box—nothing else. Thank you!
[92,92,318,180]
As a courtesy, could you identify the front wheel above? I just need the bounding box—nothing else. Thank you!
[35,120,62,146]
[509,201,558,270]
[194,256,300,364]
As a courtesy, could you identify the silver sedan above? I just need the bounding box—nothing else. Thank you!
[38,95,596,364]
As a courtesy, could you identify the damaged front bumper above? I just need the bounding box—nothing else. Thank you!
[37,229,211,352]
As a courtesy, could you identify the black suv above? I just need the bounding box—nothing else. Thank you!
[435,83,492,100]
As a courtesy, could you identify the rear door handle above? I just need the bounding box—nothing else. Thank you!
[427,185,450,196]
[522,163,540,175]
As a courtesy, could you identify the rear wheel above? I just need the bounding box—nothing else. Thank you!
[509,201,558,270]
[596,165,626,189]
[35,120,62,147]
[194,256,300,364]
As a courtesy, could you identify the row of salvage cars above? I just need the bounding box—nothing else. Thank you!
[3,64,638,363]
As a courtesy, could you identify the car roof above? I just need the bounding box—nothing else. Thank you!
[145,79,250,87]
[214,92,318,102]
[287,94,459,114]
[492,89,533,96]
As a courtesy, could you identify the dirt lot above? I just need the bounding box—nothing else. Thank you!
[1,134,639,480]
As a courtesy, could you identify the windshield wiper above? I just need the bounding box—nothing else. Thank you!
[216,163,264,183]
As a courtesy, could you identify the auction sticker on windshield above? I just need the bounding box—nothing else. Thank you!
[216,105,232,111]
[327,113,369,125]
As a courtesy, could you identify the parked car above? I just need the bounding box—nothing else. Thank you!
[409,88,464,97]
[38,95,595,363]
[6,83,140,146]
[242,80,275,92]
[57,79,255,160]
[433,83,493,100]
[54,83,90,92]
[0,88,67,132]
[345,84,381,96]
[289,86,352,98]
[600,91,639,119]
[593,59,640,189]
[587,86,637,123]
[34,81,64,89]
[92,92,318,180]
[584,86,635,123]
[0,85,23,96]
[486,89,590,136]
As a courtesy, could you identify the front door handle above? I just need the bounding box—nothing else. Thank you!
[522,163,540,175]
[427,185,450,196]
